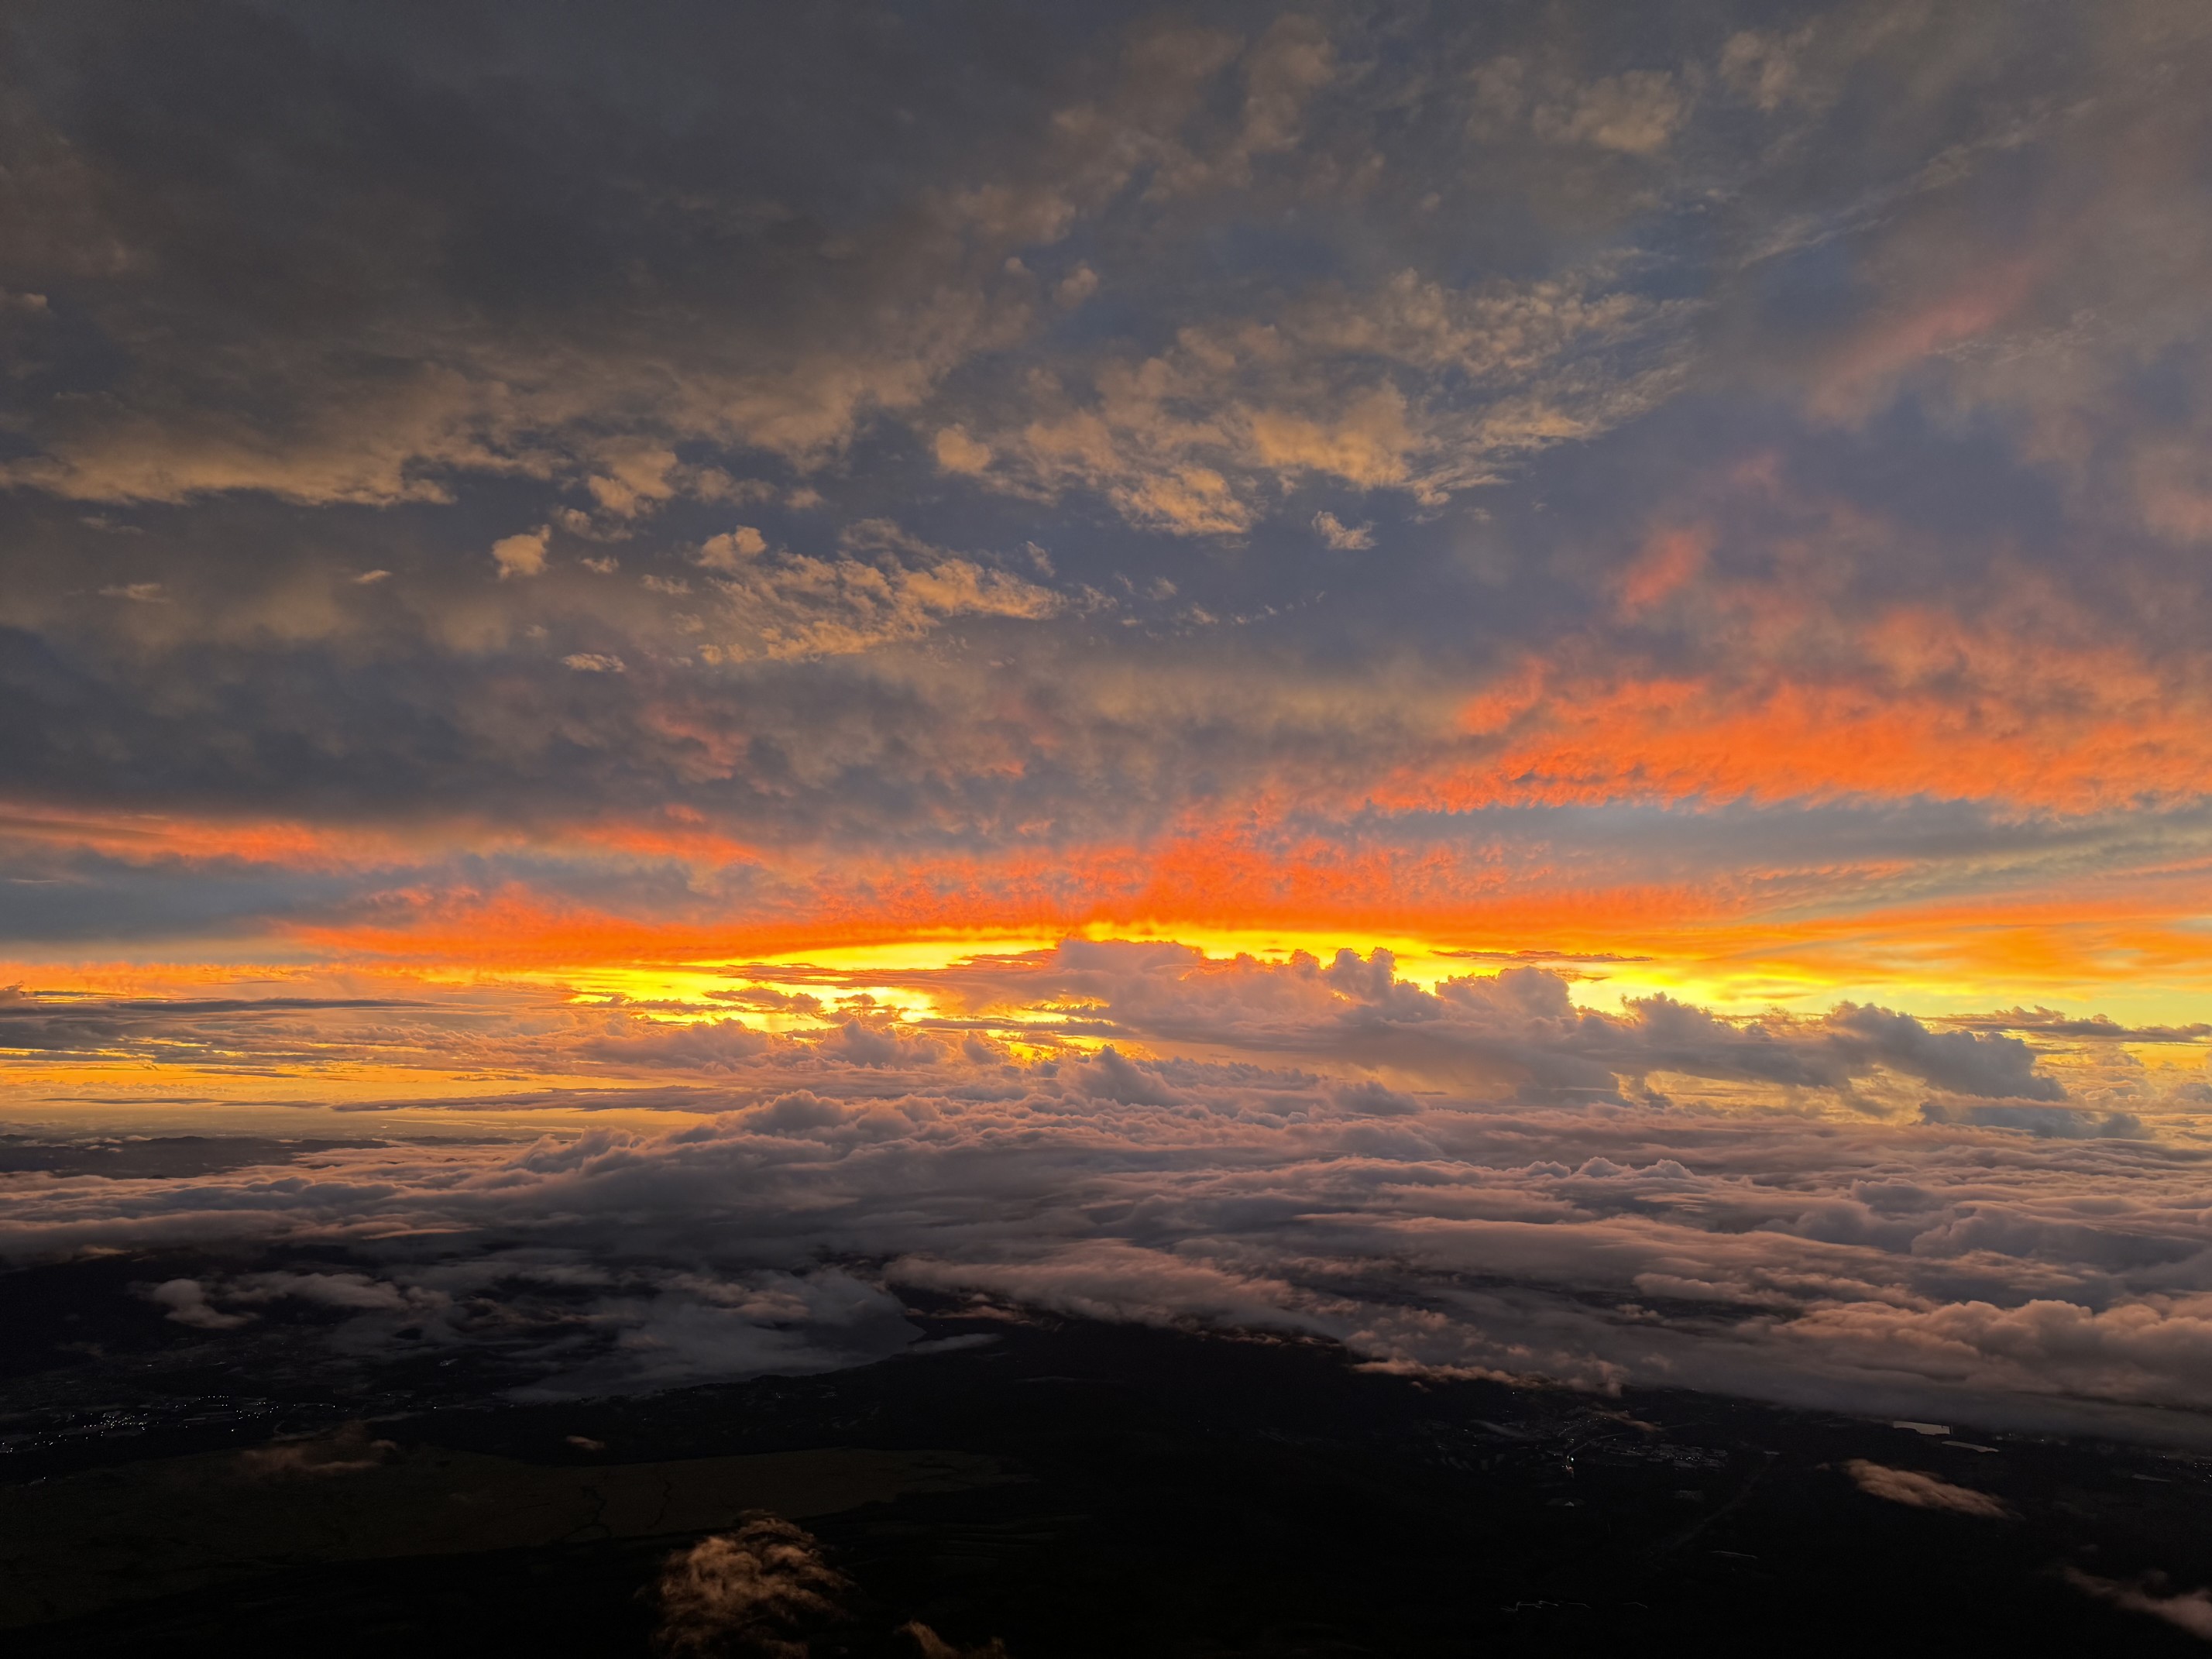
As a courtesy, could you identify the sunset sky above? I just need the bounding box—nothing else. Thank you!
[5,2,2212,1434]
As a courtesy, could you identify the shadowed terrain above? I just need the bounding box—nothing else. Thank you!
[5,1308,2208,1654]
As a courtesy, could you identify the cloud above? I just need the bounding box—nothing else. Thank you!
[1470,59,1692,154]
[1312,510,1375,551]
[685,534,1063,661]
[1054,266,1098,309]
[1068,1045,1181,1105]
[1718,29,1812,113]
[651,1520,849,1658]
[1827,1004,2063,1101]
[2064,1570,2212,1641]
[1843,1460,2012,1518]
[990,263,1688,531]
[1918,1101,2143,1139]
[902,1623,1012,1659]
[0,8,1045,514]
[581,444,694,520]
[933,428,992,475]
[5,2,2212,1453]
[493,527,551,580]
[1953,1011,2212,1045]
[7,946,2207,1431]
[1532,71,1691,154]
[696,527,770,572]
[584,1018,769,1072]
[146,1276,253,1329]
[5,0,2202,946]
[241,1422,401,1478]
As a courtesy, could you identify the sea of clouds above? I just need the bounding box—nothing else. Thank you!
[5,943,2210,1440]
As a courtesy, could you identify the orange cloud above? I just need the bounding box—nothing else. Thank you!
[0,804,398,868]
[1613,526,1710,615]
[1420,601,2212,814]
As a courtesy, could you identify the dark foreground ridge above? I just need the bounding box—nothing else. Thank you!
[3,1291,2210,1654]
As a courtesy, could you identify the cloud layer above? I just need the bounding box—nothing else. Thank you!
[4,2,2212,1442]
[2,944,2207,1437]
[0,2,2209,1019]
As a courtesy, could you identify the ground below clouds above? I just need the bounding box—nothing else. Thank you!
[4,1316,2210,1655]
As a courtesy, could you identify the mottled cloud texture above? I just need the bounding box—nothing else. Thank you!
[4,2,2212,1435]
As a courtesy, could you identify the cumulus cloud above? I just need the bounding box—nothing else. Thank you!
[493,527,551,580]
[146,1276,253,1329]
[652,1520,849,1658]
[1827,1004,2063,1101]
[933,428,992,475]
[584,1018,770,1072]
[1053,266,1098,309]
[696,527,770,572]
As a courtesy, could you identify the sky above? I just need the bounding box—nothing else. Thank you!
[5,0,2212,1437]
